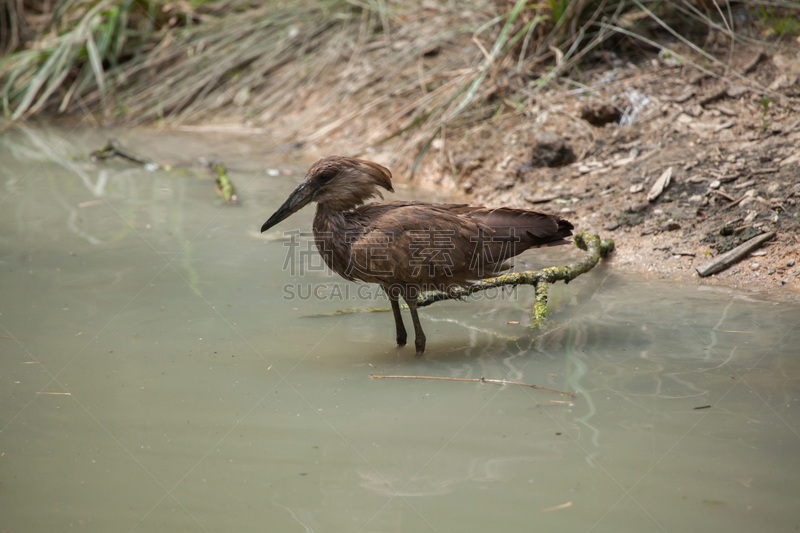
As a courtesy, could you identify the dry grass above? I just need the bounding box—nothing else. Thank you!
[2,0,799,167]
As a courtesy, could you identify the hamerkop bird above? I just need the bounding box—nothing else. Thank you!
[261,156,573,354]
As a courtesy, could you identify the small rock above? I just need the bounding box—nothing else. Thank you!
[647,166,673,202]
[766,182,782,196]
[630,183,644,193]
[750,262,760,271]
[462,181,474,194]
[688,194,704,203]
[709,180,721,189]
[496,177,515,190]
[726,85,749,98]
[788,258,796,267]
[684,104,704,118]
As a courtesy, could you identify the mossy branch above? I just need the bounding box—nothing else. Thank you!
[209,162,239,204]
[414,232,614,328]
[306,232,614,327]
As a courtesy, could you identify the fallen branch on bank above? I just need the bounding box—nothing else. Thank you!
[696,231,775,277]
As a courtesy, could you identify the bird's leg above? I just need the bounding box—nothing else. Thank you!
[404,297,427,355]
[383,288,407,347]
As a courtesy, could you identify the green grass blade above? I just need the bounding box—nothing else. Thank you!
[410,132,436,178]
[11,45,68,120]
[450,0,528,118]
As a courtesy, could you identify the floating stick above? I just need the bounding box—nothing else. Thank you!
[369,374,575,398]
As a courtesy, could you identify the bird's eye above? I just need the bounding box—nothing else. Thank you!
[318,171,335,183]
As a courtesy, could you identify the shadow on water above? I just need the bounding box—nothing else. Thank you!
[1,124,799,532]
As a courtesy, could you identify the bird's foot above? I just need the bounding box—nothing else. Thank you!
[414,335,426,355]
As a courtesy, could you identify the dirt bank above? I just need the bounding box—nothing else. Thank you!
[278,46,800,298]
[428,50,800,296]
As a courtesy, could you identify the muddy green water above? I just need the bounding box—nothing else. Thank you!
[1,125,799,532]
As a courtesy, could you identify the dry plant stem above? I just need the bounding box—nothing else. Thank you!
[369,374,575,398]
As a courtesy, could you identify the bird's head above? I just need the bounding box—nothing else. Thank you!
[260,156,394,233]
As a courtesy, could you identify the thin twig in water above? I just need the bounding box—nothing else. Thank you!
[90,139,156,167]
[369,374,575,398]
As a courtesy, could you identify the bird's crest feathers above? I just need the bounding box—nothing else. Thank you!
[306,156,393,210]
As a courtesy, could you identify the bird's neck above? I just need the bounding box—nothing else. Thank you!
[312,204,354,279]
[312,203,348,233]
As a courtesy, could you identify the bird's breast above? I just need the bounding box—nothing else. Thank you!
[312,210,362,281]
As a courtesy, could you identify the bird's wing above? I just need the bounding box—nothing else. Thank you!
[464,207,574,244]
[355,200,470,214]
[347,204,505,290]
[359,203,573,244]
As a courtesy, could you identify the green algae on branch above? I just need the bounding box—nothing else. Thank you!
[415,232,614,328]
[209,162,239,204]
[306,233,615,327]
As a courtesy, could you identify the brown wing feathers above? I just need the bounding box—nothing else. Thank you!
[346,202,573,288]
[465,207,573,245]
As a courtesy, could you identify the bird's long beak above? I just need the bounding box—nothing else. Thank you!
[260,181,316,232]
